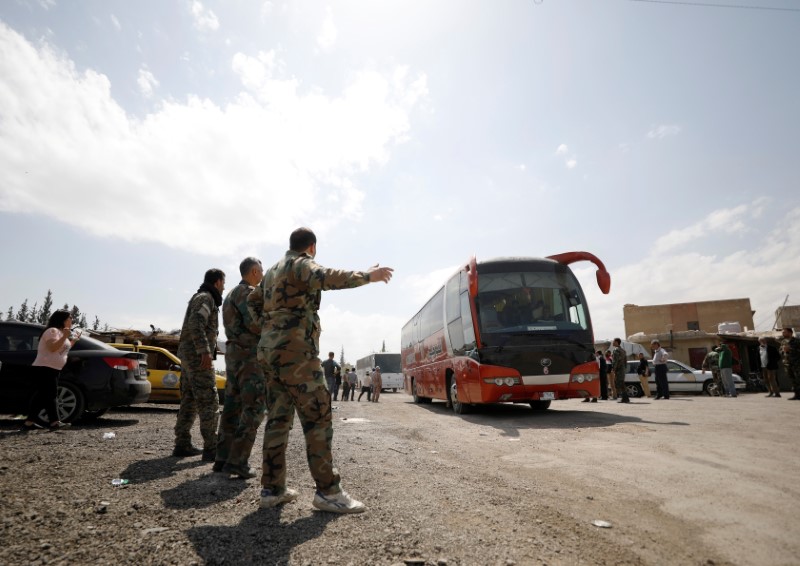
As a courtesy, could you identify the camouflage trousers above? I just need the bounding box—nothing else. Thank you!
[614,370,628,399]
[174,362,219,451]
[785,362,800,393]
[258,348,340,495]
[215,349,267,469]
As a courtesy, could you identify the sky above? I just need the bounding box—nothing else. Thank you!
[1,0,799,367]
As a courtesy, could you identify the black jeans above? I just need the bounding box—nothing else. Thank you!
[655,364,669,399]
[357,386,371,402]
[28,365,60,423]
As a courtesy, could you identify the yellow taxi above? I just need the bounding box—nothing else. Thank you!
[111,343,226,403]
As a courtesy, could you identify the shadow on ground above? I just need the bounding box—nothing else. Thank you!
[161,470,249,510]
[187,507,337,566]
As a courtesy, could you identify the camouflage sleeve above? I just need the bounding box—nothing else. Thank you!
[187,293,215,356]
[238,286,261,336]
[246,279,266,329]
[297,256,370,292]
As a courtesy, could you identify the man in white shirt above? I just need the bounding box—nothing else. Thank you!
[651,339,670,400]
[357,371,372,402]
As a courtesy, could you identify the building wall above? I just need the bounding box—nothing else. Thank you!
[776,305,800,330]
[624,298,754,337]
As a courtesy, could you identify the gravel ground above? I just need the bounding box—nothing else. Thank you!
[1,391,798,565]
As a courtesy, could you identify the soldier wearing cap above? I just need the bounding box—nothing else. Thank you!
[247,227,393,513]
[371,365,383,403]
[779,327,800,400]
[701,347,723,397]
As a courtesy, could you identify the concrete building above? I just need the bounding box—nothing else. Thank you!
[775,304,800,331]
[624,299,755,370]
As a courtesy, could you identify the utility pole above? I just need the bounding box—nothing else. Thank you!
[772,295,789,331]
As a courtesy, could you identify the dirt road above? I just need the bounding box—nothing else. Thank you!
[1,392,798,565]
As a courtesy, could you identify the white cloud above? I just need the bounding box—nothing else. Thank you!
[555,143,577,169]
[652,201,760,253]
[190,1,219,32]
[317,7,338,51]
[566,158,577,169]
[579,203,800,339]
[555,143,568,155]
[318,304,405,363]
[110,15,121,32]
[137,66,159,98]
[647,124,681,139]
[0,23,427,256]
[260,1,274,22]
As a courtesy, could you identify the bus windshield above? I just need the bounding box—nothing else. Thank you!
[476,269,590,335]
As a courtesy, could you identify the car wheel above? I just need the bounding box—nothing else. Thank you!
[703,379,720,396]
[80,408,108,421]
[449,377,472,414]
[625,383,643,398]
[529,400,552,411]
[38,381,85,423]
[392,388,397,393]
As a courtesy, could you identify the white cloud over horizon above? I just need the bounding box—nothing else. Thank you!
[0,23,428,256]
[647,124,681,139]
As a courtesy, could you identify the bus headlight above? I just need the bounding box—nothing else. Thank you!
[571,373,595,383]
[484,377,520,386]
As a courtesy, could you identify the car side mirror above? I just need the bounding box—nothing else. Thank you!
[170,364,181,371]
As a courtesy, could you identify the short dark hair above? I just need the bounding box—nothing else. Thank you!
[613,338,621,346]
[203,268,226,286]
[239,257,262,277]
[290,227,317,252]
[328,351,335,357]
[783,327,794,334]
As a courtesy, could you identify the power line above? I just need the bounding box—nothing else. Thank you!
[629,0,800,12]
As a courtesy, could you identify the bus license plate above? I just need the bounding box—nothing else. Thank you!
[540,392,555,401]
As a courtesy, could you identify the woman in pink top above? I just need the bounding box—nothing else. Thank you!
[22,309,81,431]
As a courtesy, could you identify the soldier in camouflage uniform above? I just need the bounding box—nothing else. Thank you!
[701,347,723,397]
[213,257,266,478]
[779,327,800,400]
[173,268,225,461]
[612,338,630,403]
[247,227,393,513]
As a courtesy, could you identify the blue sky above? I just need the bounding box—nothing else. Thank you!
[1,0,798,365]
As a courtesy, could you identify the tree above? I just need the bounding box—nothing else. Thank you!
[340,346,345,367]
[381,340,386,353]
[5,306,13,321]
[92,316,100,331]
[16,299,29,322]
[28,302,39,323]
[38,290,53,324]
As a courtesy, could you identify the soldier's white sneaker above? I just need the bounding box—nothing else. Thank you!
[312,490,366,514]
[259,487,299,508]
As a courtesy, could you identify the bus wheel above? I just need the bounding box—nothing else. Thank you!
[412,380,429,404]
[529,400,551,411]
[449,378,472,415]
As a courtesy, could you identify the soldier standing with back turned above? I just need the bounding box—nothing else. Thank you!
[173,268,225,461]
[612,338,629,403]
[248,227,393,513]
[780,327,800,400]
[214,257,266,478]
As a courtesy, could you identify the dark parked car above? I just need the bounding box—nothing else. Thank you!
[0,321,151,423]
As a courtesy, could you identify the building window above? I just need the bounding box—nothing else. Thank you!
[687,321,700,331]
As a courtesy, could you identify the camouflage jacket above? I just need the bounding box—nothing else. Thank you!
[177,290,219,359]
[223,281,260,355]
[780,336,800,366]
[247,250,370,356]
[701,350,719,371]
[612,345,627,373]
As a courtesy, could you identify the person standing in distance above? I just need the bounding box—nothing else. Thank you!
[358,370,372,402]
[347,366,358,401]
[174,268,225,461]
[717,341,737,398]
[214,257,266,478]
[248,227,393,513]
[321,352,340,400]
[651,339,670,400]
[779,327,800,400]
[22,309,81,431]
[612,338,629,403]
[371,366,383,403]
[636,352,652,398]
[758,338,781,398]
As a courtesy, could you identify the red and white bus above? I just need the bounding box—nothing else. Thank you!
[401,252,611,413]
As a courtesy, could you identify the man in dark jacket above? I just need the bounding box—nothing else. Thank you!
[717,342,737,398]
[759,337,781,398]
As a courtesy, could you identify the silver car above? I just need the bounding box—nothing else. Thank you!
[623,359,745,397]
